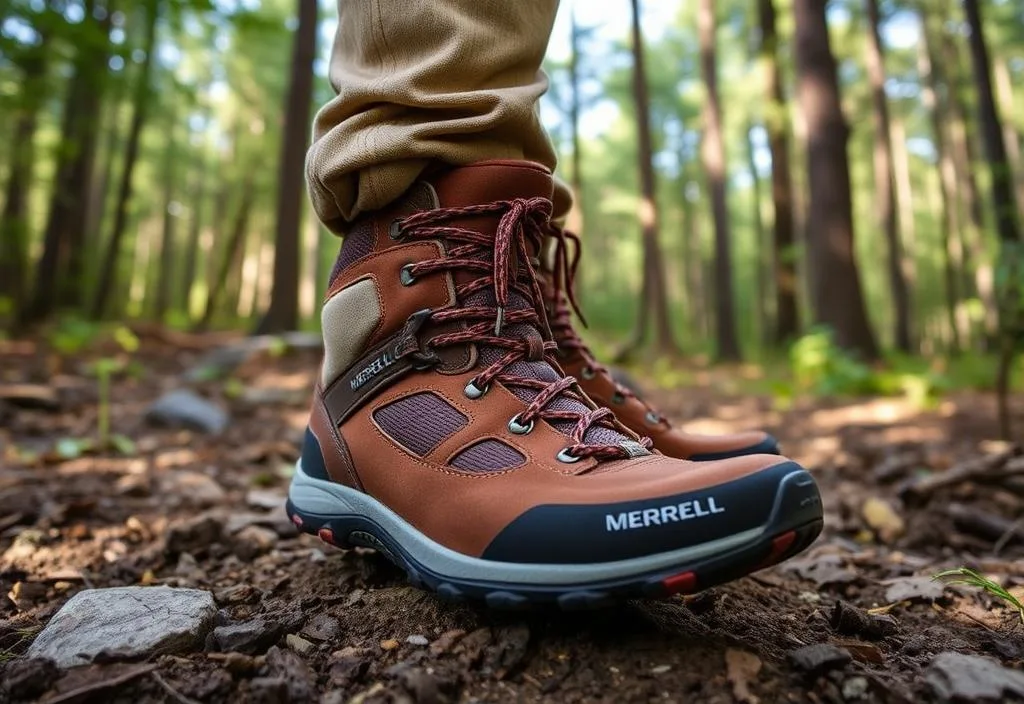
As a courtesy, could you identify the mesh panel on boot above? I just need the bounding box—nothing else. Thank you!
[330,220,376,283]
[373,393,468,456]
[450,440,526,471]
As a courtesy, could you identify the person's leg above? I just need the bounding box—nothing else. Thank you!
[306,0,561,230]
[291,0,823,606]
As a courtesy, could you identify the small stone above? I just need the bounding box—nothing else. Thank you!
[146,390,228,434]
[247,676,289,704]
[115,473,151,497]
[925,652,1024,702]
[309,549,327,563]
[286,633,315,655]
[214,584,258,604]
[234,525,278,559]
[247,489,286,510]
[320,691,346,704]
[380,638,400,651]
[650,664,672,675]
[788,644,852,677]
[842,676,870,701]
[26,586,216,668]
[406,634,429,647]
[0,657,58,699]
[303,614,342,642]
[214,618,283,654]
[831,600,898,639]
[430,629,466,655]
[396,667,446,704]
[266,645,317,701]
[160,471,227,506]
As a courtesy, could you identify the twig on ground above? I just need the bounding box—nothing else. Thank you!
[994,517,1024,555]
[947,503,1024,548]
[44,663,158,704]
[900,448,1023,499]
[150,671,203,704]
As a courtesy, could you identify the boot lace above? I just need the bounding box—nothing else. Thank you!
[394,198,652,462]
[546,228,667,426]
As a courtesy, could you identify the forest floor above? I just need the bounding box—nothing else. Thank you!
[1,331,1023,703]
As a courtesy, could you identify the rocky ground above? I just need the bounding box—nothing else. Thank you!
[1,332,1023,703]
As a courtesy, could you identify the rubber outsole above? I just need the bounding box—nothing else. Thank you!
[285,472,823,610]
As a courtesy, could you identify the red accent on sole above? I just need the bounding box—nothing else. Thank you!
[318,528,336,545]
[661,571,697,596]
[291,514,304,528]
[756,530,797,569]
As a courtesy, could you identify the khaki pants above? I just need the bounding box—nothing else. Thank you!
[306,0,573,233]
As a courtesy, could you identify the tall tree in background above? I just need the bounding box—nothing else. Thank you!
[153,112,178,321]
[864,0,911,351]
[0,28,49,323]
[698,0,741,361]
[757,0,799,344]
[257,0,318,333]
[566,7,585,235]
[793,0,879,359]
[625,0,679,355]
[92,0,160,319]
[962,0,1022,438]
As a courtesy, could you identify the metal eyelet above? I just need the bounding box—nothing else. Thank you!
[556,448,581,464]
[580,366,596,380]
[463,379,489,399]
[400,264,416,286]
[388,218,404,240]
[611,392,625,405]
[507,414,534,435]
[645,411,661,425]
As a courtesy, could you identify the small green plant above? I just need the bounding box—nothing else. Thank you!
[88,357,135,455]
[934,567,1024,625]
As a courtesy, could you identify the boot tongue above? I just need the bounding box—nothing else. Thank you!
[426,161,633,450]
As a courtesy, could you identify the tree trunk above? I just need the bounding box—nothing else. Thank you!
[91,0,159,319]
[626,0,678,356]
[199,175,256,330]
[962,0,1022,440]
[153,115,177,321]
[179,142,208,315]
[758,0,799,344]
[917,23,963,352]
[747,124,771,347]
[793,0,879,359]
[255,0,318,334]
[566,7,585,235]
[992,58,1024,211]
[0,44,48,323]
[698,0,741,361]
[864,0,911,351]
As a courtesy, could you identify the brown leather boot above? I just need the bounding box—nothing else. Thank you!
[543,257,780,461]
[287,161,821,607]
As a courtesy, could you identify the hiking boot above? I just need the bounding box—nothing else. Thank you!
[287,161,822,607]
[543,259,780,461]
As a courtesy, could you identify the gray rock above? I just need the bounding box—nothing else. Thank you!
[267,645,317,702]
[925,652,1024,702]
[214,618,283,654]
[303,613,342,642]
[146,390,228,434]
[160,470,227,506]
[788,644,852,677]
[26,586,216,668]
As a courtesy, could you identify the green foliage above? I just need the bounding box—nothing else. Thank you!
[48,316,104,355]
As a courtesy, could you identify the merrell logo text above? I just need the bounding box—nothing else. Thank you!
[350,350,396,390]
[605,498,725,532]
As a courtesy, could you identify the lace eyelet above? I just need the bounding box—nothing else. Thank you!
[388,218,404,240]
[556,448,581,464]
[580,366,596,380]
[611,392,625,405]
[463,379,489,399]
[400,264,416,286]
[645,411,661,425]
[507,414,534,435]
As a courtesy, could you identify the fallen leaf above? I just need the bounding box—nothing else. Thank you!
[861,497,906,544]
[725,649,762,703]
[379,639,400,651]
[883,576,947,603]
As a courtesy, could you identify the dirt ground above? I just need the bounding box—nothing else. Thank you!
[1,334,1023,703]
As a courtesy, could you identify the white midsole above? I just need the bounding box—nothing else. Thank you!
[288,461,765,586]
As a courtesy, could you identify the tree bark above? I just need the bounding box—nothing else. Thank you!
[91,0,159,319]
[179,141,208,316]
[153,114,177,321]
[626,0,678,356]
[992,58,1024,212]
[864,0,912,351]
[793,0,879,359]
[566,7,585,235]
[200,175,257,330]
[0,42,48,323]
[698,0,741,361]
[758,0,799,344]
[255,0,318,334]
[747,124,771,346]
[962,0,1022,439]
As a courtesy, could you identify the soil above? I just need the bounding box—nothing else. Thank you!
[1,333,1023,703]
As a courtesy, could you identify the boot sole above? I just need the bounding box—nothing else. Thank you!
[285,463,822,609]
